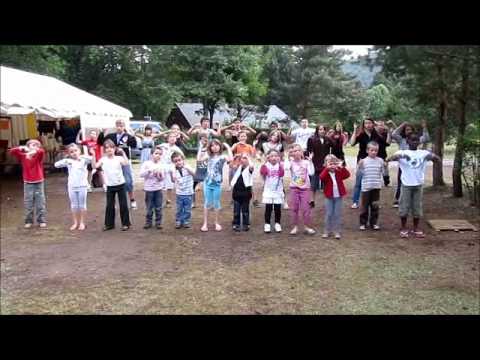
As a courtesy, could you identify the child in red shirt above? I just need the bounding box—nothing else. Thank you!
[8,139,47,228]
[319,154,350,239]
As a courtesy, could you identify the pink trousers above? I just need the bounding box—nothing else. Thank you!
[288,187,312,226]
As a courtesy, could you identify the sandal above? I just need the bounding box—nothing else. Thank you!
[413,230,425,238]
[400,230,409,238]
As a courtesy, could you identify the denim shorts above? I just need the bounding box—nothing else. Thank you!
[203,182,222,210]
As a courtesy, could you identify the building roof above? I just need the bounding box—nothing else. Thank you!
[175,103,233,127]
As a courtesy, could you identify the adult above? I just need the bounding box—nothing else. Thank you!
[349,118,387,209]
[55,119,81,147]
[374,120,393,186]
[288,118,315,154]
[390,120,430,207]
[97,119,138,209]
[219,118,257,146]
[306,124,333,208]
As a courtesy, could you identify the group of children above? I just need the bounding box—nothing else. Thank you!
[8,117,438,239]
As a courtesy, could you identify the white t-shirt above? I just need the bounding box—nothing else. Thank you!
[291,127,315,150]
[329,171,340,198]
[175,167,194,195]
[54,156,91,189]
[397,150,431,186]
[101,156,126,186]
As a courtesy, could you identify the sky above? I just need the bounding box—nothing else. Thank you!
[332,45,373,59]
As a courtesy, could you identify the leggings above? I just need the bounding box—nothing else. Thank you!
[68,187,88,210]
[265,204,281,224]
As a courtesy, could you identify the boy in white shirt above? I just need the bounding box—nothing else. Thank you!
[387,134,440,238]
[289,118,315,152]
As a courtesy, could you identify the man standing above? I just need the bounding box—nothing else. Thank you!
[97,119,138,209]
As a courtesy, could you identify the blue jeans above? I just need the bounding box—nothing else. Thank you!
[122,164,133,193]
[176,194,193,225]
[352,171,363,204]
[145,190,163,225]
[324,197,343,233]
[24,181,47,224]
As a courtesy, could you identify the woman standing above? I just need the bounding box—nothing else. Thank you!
[136,126,162,163]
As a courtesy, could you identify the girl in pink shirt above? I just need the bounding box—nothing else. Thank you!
[286,144,316,235]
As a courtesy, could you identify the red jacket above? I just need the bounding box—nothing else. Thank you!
[319,166,350,198]
[9,147,45,183]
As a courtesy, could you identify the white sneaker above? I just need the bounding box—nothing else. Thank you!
[24,223,32,229]
[359,225,366,230]
[289,226,298,235]
[274,223,282,233]
[283,203,289,210]
[373,225,380,230]
[351,203,359,209]
[322,233,329,238]
[103,184,108,192]
[87,186,93,193]
[304,227,316,235]
[264,224,271,233]
[335,233,341,239]
[130,200,137,210]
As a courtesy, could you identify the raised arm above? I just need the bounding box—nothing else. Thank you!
[391,122,406,142]
[420,120,430,144]
[223,143,233,162]
[349,123,359,145]
[197,144,208,162]
[242,124,257,135]
[76,131,83,145]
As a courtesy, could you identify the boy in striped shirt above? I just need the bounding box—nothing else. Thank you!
[357,141,384,230]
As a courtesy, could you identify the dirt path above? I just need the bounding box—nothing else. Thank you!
[1,160,479,314]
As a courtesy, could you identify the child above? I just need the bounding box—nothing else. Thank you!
[357,141,384,230]
[198,139,233,232]
[286,144,316,235]
[230,154,254,231]
[192,134,208,208]
[386,134,440,238]
[306,124,332,208]
[76,128,105,191]
[231,131,260,207]
[139,146,166,230]
[260,149,285,233]
[8,139,47,228]
[54,143,94,231]
[171,152,195,229]
[319,154,350,239]
[159,133,185,208]
[94,139,131,231]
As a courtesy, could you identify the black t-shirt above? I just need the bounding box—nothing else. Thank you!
[354,130,386,163]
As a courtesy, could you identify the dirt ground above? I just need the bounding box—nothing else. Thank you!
[1,158,479,314]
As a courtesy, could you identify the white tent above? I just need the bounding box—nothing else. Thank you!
[0,65,132,131]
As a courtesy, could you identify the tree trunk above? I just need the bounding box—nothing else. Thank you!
[208,103,216,129]
[433,64,446,187]
[452,54,470,197]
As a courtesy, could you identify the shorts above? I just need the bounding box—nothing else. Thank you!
[399,184,423,218]
[262,194,284,205]
[122,164,134,193]
[203,182,222,210]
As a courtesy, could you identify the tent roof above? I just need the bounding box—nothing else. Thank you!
[265,105,288,122]
[176,103,233,127]
[0,66,132,120]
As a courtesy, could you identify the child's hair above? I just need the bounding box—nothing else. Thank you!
[171,151,184,161]
[201,117,210,124]
[66,143,80,151]
[151,146,162,155]
[103,139,116,149]
[26,139,42,147]
[324,154,339,166]
[367,141,379,150]
[266,148,280,157]
[238,130,248,138]
[207,139,224,156]
[144,126,152,134]
[269,131,280,143]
